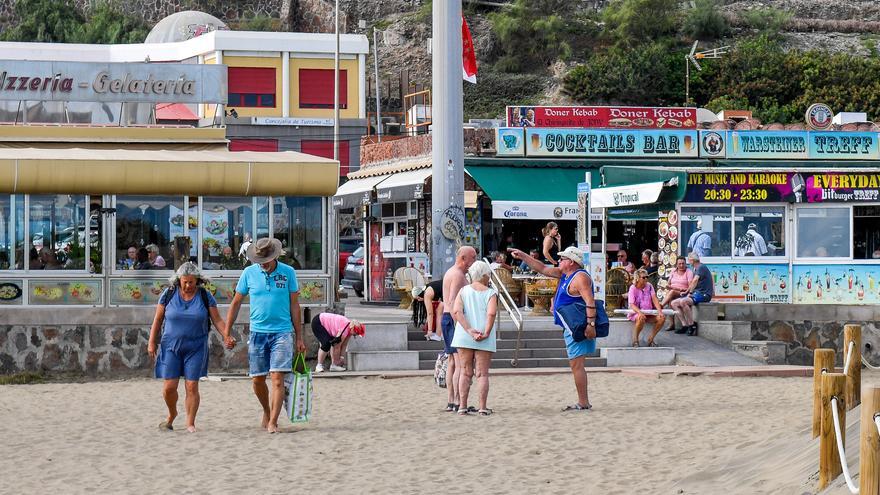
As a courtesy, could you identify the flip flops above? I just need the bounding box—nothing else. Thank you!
[445,403,458,412]
[158,421,173,431]
[562,403,593,412]
[478,408,494,416]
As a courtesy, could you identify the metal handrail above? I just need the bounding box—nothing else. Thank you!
[482,258,525,367]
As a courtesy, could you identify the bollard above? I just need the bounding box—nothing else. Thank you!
[814,349,836,438]
[860,384,880,495]
[819,372,846,490]
[844,324,862,410]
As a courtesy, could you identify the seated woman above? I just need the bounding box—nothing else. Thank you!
[488,251,513,272]
[628,268,666,347]
[660,256,693,329]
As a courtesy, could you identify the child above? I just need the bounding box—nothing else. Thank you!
[310,313,366,372]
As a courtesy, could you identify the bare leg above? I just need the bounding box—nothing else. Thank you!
[632,314,646,346]
[252,375,271,429]
[646,315,666,345]
[474,351,491,411]
[267,371,286,433]
[316,348,329,367]
[446,352,458,407]
[569,356,590,408]
[680,300,695,326]
[184,380,200,432]
[457,348,475,412]
[162,378,179,427]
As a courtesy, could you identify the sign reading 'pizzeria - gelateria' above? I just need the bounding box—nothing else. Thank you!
[0,60,227,103]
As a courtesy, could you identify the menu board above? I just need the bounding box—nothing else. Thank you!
[29,280,102,305]
[110,279,171,305]
[655,210,679,300]
[298,279,329,306]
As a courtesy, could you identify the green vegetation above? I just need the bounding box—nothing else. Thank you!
[0,0,149,43]
[0,371,45,385]
[232,15,281,32]
[739,7,791,40]
[464,69,547,120]
[682,0,729,40]
[601,0,681,48]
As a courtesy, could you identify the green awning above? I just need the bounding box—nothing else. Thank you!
[600,165,688,200]
[466,165,600,202]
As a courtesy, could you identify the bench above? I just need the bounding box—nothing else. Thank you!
[613,309,677,317]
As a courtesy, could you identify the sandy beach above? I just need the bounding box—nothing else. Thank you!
[0,371,833,494]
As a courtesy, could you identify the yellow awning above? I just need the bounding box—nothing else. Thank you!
[0,147,340,196]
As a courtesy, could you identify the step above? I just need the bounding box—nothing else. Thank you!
[596,319,651,348]
[695,303,720,321]
[348,350,419,371]
[416,347,581,361]
[730,340,787,365]
[699,321,751,347]
[417,356,607,370]
[349,323,410,352]
[600,347,676,367]
[408,338,566,351]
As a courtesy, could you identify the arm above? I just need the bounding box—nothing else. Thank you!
[147,304,166,359]
[225,292,245,336]
[542,237,557,265]
[573,273,598,339]
[480,294,498,340]
[452,291,478,339]
[555,233,562,251]
[651,287,663,311]
[687,274,700,293]
[208,306,234,349]
[628,286,642,315]
[290,291,305,353]
[508,248,562,278]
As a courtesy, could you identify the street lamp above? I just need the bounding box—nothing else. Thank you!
[685,40,728,106]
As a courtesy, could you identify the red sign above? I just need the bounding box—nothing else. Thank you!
[506,105,698,129]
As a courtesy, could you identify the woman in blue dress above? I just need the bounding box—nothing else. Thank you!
[148,263,235,432]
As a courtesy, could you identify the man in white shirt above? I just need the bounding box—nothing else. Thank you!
[734,223,768,257]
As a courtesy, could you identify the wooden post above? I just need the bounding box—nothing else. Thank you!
[844,324,862,410]
[813,349,836,438]
[860,384,880,495]
[819,372,846,490]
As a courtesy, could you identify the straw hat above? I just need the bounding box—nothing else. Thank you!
[246,238,284,264]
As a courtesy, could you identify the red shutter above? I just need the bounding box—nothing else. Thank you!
[228,67,276,93]
[298,69,348,108]
[301,140,350,176]
[229,139,279,152]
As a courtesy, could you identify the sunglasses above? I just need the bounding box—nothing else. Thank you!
[640,276,648,279]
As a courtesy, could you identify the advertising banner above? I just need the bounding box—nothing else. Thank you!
[727,131,809,159]
[704,263,790,303]
[686,171,880,203]
[506,105,697,129]
[496,127,525,156]
[699,130,880,160]
[525,128,699,158]
[793,264,880,305]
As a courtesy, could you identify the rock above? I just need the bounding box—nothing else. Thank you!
[804,328,820,349]
[110,328,125,348]
[770,321,796,342]
[41,344,63,370]
[14,331,28,352]
[125,328,141,346]
[63,328,85,348]
[85,351,105,374]
[0,353,16,374]
[89,327,106,348]
[109,352,128,372]
[788,347,814,366]
[43,328,59,340]
[22,351,37,371]
[29,329,41,347]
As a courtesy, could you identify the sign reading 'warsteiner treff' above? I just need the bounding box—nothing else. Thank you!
[0,60,227,103]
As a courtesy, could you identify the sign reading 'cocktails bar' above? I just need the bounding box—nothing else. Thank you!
[0,60,227,103]
[524,128,699,158]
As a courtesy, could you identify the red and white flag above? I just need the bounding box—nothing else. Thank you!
[462,15,477,84]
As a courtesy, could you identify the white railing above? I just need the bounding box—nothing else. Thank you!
[483,258,525,366]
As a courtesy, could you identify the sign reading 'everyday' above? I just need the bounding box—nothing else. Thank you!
[0,60,227,103]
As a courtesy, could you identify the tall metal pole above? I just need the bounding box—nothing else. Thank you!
[431,0,465,279]
[685,56,689,106]
[329,0,340,300]
[373,29,382,143]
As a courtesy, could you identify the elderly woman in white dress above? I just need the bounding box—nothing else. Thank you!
[451,260,498,416]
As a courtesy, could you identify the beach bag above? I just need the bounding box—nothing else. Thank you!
[434,352,448,388]
[556,299,609,342]
[283,352,313,423]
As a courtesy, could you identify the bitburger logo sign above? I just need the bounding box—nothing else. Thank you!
[0,60,226,104]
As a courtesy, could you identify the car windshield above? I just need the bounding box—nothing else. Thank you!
[350,246,364,258]
[340,238,362,252]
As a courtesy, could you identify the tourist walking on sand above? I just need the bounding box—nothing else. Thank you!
[670,252,714,336]
[441,245,477,412]
[225,238,306,433]
[451,260,498,416]
[510,246,597,411]
[148,262,235,432]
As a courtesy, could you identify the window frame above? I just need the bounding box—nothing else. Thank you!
[793,203,854,262]
[677,202,789,261]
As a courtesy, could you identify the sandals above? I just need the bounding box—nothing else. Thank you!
[562,403,593,412]
[631,341,640,347]
[478,408,493,416]
[158,421,173,431]
[445,403,458,412]
[646,341,659,347]
[457,406,479,415]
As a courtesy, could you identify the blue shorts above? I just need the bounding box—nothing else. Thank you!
[441,313,457,354]
[248,331,294,376]
[692,292,711,305]
[563,329,596,360]
[155,336,209,382]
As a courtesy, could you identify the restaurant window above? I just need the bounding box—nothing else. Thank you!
[273,196,323,270]
[797,206,851,258]
[29,195,88,271]
[228,67,276,108]
[201,197,259,271]
[733,206,785,257]
[854,206,880,259]
[0,195,24,270]
[298,69,348,109]
[116,196,183,271]
[679,206,731,257]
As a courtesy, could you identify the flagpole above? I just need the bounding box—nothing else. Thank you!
[330,0,340,302]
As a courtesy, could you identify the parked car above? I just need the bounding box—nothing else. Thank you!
[341,246,365,297]
[339,235,362,278]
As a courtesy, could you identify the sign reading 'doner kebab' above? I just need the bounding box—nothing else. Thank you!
[0,60,227,103]
[524,128,699,158]
[506,105,697,129]
[686,171,880,203]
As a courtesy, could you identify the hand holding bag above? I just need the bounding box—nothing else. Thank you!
[283,352,313,423]
[556,299,609,342]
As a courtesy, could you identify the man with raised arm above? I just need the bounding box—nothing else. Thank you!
[440,245,477,412]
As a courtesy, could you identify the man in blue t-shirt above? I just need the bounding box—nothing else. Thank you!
[225,237,305,433]
[670,252,714,336]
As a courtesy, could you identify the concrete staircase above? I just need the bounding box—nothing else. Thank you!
[691,309,786,365]
[346,321,420,371]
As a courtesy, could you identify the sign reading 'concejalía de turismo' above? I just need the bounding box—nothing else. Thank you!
[0,60,227,103]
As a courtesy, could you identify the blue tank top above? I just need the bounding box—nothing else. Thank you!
[553,269,589,326]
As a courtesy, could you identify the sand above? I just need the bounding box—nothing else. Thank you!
[0,371,827,494]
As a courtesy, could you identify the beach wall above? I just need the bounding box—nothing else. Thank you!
[0,307,321,375]
[723,303,880,366]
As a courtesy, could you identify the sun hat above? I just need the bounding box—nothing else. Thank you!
[348,319,366,337]
[557,246,585,267]
[747,223,757,230]
[246,237,284,264]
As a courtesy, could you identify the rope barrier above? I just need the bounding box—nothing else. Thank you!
[863,354,880,371]
[830,396,859,494]
[844,340,855,375]
[875,412,880,440]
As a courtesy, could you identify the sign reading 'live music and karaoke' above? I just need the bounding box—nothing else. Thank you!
[0,60,227,103]
[506,105,697,129]
[522,128,699,158]
[685,171,880,203]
